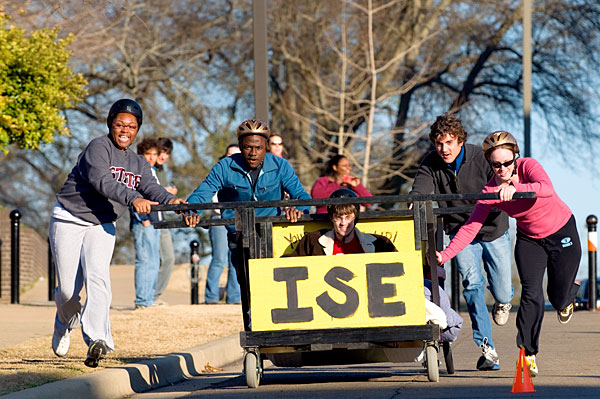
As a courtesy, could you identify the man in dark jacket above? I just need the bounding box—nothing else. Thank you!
[410,113,513,371]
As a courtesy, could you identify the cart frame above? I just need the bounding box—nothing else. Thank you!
[154,192,534,387]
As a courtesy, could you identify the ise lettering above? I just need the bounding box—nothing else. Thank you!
[271,262,406,324]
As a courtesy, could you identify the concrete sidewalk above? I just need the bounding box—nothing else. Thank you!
[2,263,245,399]
[1,264,202,349]
[1,334,242,399]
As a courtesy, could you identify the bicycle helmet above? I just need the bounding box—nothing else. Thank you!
[482,130,520,159]
[236,119,271,140]
[107,99,143,129]
[327,188,359,221]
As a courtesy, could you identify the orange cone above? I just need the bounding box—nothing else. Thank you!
[511,348,535,393]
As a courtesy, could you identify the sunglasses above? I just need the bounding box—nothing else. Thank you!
[491,159,515,169]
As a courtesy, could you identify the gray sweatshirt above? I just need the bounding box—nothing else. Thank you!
[56,134,175,224]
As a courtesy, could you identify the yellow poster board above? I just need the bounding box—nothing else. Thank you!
[248,251,425,331]
[272,218,418,257]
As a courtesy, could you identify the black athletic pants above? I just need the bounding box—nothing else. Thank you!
[514,215,581,355]
[228,232,252,331]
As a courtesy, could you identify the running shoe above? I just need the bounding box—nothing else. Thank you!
[52,329,71,357]
[492,302,512,326]
[557,302,574,324]
[524,354,538,377]
[84,339,108,368]
[477,339,500,370]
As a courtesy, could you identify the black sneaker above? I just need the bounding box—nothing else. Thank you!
[84,339,108,368]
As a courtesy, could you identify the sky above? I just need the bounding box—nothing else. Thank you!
[535,150,600,281]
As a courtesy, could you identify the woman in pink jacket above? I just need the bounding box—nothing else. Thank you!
[433,131,581,377]
[311,154,372,214]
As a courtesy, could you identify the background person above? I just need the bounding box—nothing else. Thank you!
[153,137,177,305]
[311,154,372,214]
[410,113,513,371]
[268,133,287,158]
[432,130,581,377]
[205,144,241,304]
[130,138,161,310]
[49,99,197,368]
[187,119,311,329]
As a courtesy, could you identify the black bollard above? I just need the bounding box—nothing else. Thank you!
[190,240,200,305]
[586,215,597,311]
[48,239,56,301]
[10,209,21,304]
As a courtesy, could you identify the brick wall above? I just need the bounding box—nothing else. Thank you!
[0,209,49,303]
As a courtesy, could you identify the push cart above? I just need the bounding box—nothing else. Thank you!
[154,192,534,388]
[233,196,453,387]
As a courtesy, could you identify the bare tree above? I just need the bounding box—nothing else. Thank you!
[268,0,442,191]
[267,1,600,194]
[385,0,600,192]
[0,0,254,261]
[1,0,599,260]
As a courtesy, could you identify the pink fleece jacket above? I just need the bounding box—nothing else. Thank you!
[311,176,373,214]
[440,158,572,264]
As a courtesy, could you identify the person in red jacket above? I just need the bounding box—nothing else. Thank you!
[431,130,581,377]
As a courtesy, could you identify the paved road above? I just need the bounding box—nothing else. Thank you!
[128,310,600,399]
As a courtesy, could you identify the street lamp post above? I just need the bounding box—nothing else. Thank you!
[523,0,532,157]
[253,0,269,122]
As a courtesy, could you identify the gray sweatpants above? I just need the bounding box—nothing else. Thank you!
[49,216,116,351]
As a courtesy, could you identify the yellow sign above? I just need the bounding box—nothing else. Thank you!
[248,252,425,331]
[272,218,418,257]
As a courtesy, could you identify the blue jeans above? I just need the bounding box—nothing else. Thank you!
[205,223,240,304]
[451,230,513,349]
[132,222,161,307]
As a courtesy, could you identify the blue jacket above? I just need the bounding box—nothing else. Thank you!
[187,153,311,232]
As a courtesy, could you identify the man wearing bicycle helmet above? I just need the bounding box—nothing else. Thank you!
[187,119,311,328]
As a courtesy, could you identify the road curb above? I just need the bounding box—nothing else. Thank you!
[1,333,243,399]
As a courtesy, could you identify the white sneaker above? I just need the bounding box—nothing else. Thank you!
[52,329,71,357]
[477,339,500,370]
[492,302,512,326]
[524,354,538,377]
[153,298,168,307]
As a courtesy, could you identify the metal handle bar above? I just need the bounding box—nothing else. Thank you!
[152,192,535,212]
[153,193,534,230]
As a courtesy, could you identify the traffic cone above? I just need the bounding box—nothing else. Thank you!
[511,348,535,393]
